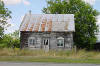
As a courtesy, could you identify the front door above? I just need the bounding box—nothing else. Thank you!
[43,38,49,51]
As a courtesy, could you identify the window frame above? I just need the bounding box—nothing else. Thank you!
[57,37,64,47]
[43,37,49,46]
[28,37,36,47]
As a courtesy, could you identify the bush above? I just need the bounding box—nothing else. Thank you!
[0,34,20,48]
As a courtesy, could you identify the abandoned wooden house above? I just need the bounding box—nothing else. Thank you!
[20,12,75,50]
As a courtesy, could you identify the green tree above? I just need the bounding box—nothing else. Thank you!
[10,30,20,39]
[0,34,13,48]
[10,30,20,48]
[0,30,20,48]
[0,1,11,39]
[42,0,99,50]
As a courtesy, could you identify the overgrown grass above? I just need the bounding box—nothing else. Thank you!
[0,48,100,64]
[0,48,100,59]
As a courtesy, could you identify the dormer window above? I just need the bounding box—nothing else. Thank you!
[57,37,64,47]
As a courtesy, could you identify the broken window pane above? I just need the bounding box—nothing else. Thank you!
[43,38,49,45]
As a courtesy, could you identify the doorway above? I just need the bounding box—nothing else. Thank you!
[43,38,50,51]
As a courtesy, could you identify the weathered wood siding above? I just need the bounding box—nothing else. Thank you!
[20,31,74,50]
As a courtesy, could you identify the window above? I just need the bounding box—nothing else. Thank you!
[43,38,49,45]
[44,39,49,45]
[28,37,35,47]
[57,37,64,47]
[29,39,35,45]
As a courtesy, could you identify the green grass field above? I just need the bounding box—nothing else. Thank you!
[0,56,100,64]
[0,48,100,64]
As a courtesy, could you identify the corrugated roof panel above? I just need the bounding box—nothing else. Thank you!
[29,23,34,31]
[41,19,47,32]
[20,14,75,32]
[47,19,52,32]
[34,22,40,32]
[58,15,64,22]
[52,22,65,31]
[20,14,30,31]
[64,22,69,30]
[22,23,29,31]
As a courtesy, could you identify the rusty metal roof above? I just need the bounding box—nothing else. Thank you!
[20,13,75,32]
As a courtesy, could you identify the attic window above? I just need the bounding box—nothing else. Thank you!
[57,37,64,47]
[28,37,35,47]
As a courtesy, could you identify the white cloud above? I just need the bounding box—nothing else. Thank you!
[23,0,30,5]
[83,0,96,5]
[3,0,21,5]
[2,0,30,5]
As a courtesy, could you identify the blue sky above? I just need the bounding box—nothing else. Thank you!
[2,0,100,34]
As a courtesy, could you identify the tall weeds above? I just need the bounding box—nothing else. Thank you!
[0,48,100,59]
